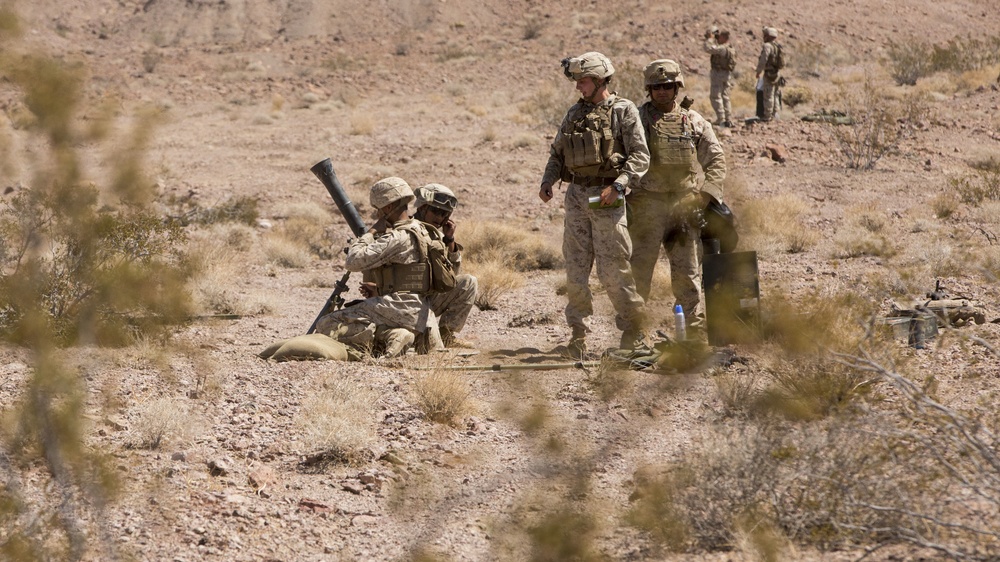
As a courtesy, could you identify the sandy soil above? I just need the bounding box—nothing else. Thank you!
[3,0,1000,560]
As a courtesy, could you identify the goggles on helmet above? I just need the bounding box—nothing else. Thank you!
[427,191,457,211]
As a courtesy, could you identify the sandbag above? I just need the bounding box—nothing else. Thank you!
[259,333,352,362]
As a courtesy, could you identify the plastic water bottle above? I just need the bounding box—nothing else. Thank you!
[674,304,687,341]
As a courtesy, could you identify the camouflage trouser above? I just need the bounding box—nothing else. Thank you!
[762,74,779,120]
[627,189,704,327]
[709,69,733,124]
[562,183,646,334]
[429,273,477,334]
[315,292,440,352]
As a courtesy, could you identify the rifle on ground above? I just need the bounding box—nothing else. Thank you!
[306,158,369,334]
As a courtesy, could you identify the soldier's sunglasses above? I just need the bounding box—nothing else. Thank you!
[650,83,677,91]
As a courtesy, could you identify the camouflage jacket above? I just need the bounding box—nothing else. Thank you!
[541,93,650,189]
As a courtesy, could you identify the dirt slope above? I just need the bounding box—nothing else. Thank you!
[3,0,1000,560]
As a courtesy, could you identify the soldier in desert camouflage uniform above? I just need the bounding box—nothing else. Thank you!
[538,51,650,356]
[703,26,736,128]
[755,26,783,122]
[629,59,726,334]
[316,177,441,357]
[413,183,478,347]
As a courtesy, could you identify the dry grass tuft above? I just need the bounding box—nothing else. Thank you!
[467,258,525,311]
[184,224,274,315]
[517,80,575,129]
[349,113,376,136]
[832,204,898,258]
[261,233,312,268]
[736,194,817,258]
[273,202,333,257]
[930,192,959,218]
[297,374,380,464]
[715,367,764,415]
[462,221,562,271]
[412,369,475,425]
[126,397,194,449]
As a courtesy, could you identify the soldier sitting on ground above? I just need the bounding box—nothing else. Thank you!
[412,183,478,347]
[315,177,443,358]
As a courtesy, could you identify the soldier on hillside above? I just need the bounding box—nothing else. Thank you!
[703,26,736,128]
[628,59,726,336]
[538,51,650,357]
[412,183,478,347]
[316,177,443,357]
[755,26,784,122]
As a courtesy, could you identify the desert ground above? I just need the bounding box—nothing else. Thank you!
[3,0,1000,560]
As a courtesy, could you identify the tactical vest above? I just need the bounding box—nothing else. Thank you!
[642,105,700,192]
[558,98,627,182]
[364,221,456,296]
[710,45,736,71]
[365,223,431,295]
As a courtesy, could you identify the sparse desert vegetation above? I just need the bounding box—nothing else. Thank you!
[1,1,999,562]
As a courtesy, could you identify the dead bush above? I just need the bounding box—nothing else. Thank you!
[297,374,380,464]
[412,369,475,425]
[126,397,194,449]
[781,85,812,108]
[830,73,925,170]
[951,157,1000,206]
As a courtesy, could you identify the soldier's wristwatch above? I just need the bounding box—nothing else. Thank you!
[612,182,626,195]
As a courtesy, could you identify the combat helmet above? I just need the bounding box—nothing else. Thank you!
[370,177,414,209]
[644,59,684,88]
[415,183,458,212]
[561,52,615,81]
[763,27,778,39]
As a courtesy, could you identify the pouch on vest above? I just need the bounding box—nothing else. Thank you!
[426,238,457,293]
[398,223,456,294]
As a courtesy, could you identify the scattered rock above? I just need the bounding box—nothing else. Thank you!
[765,143,789,163]
[207,457,232,477]
[342,481,364,495]
[297,498,330,513]
[248,466,277,492]
[171,451,187,462]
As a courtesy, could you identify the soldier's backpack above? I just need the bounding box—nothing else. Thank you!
[771,43,785,70]
[726,45,737,71]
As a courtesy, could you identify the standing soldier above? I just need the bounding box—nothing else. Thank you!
[755,27,784,122]
[538,51,650,356]
[316,177,442,357]
[629,59,726,335]
[413,183,478,347]
[703,26,736,128]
